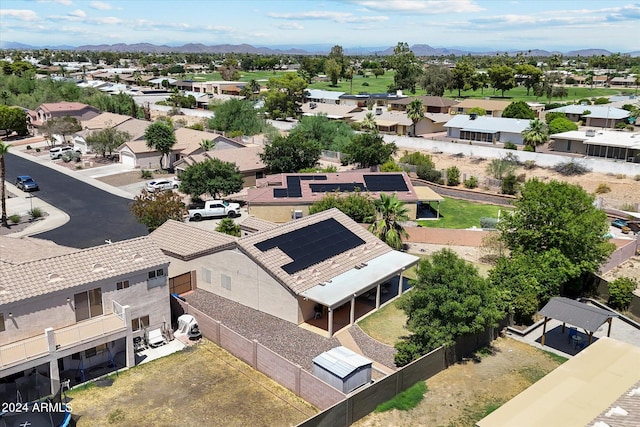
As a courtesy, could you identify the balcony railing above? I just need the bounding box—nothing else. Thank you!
[0,335,48,369]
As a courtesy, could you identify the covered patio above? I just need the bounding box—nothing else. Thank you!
[539,297,617,351]
[414,186,444,220]
[300,251,418,337]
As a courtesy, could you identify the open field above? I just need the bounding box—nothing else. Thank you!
[67,340,316,427]
[354,338,566,427]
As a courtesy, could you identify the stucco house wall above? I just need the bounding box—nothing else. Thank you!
[552,138,587,154]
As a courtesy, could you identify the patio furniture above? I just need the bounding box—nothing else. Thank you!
[568,327,577,344]
[147,328,166,348]
[571,334,583,349]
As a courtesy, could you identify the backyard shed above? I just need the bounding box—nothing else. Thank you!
[312,346,373,393]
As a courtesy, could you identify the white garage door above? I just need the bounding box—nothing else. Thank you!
[121,152,136,167]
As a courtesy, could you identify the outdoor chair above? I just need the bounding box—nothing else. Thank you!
[567,327,577,344]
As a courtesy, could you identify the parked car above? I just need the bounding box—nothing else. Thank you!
[611,218,628,229]
[15,175,39,192]
[49,146,81,160]
[188,200,240,220]
[145,178,181,193]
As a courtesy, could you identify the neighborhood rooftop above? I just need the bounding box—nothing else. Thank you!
[444,114,531,134]
[546,104,630,119]
[150,220,237,261]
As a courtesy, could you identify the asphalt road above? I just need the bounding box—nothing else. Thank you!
[5,153,148,249]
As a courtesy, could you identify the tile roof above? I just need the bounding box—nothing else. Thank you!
[237,208,391,294]
[81,112,132,130]
[350,109,413,126]
[591,380,640,427]
[0,236,76,266]
[391,95,458,107]
[300,103,360,119]
[38,102,98,114]
[175,145,265,172]
[0,237,169,305]
[114,118,151,141]
[240,216,278,233]
[149,220,236,261]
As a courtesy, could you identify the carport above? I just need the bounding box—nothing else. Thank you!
[539,297,617,347]
[414,186,444,220]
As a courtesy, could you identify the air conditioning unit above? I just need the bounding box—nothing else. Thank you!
[310,102,317,109]
[375,107,383,115]
[585,129,596,137]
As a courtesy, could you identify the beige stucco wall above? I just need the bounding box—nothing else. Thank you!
[416,120,445,135]
[552,138,587,155]
[1,267,170,344]
[248,202,418,222]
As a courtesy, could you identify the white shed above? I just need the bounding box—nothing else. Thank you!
[312,346,373,393]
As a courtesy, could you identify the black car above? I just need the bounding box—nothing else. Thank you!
[15,175,39,192]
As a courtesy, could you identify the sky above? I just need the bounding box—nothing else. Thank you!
[1,0,639,52]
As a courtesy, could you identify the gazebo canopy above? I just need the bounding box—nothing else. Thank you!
[539,297,617,333]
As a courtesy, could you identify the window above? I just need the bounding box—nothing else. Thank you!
[202,268,212,284]
[221,274,231,290]
[148,269,165,279]
[116,280,130,290]
[74,288,103,322]
[131,315,150,331]
[85,344,107,358]
[0,313,4,332]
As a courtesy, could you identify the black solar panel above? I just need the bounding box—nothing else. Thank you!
[310,183,365,193]
[273,188,288,198]
[364,174,408,192]
[254,218,365,274]
[286,176,302,197]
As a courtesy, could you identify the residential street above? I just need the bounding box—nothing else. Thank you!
[4,152,148,248]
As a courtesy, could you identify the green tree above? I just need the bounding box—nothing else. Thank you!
[420,66,452,97]
[208,99,265,136]
[406,99,425,136]
[328,45,346,77]
[179,158,243,199]
[0,105,28,136]
[367,193,409,250]
[395,249,505,366]
[547,117,578,134]
[199,139,215,151]
[84,127,131,157]
[260,133,321,173]
[324,59,341,87]
[0,141,11,227]
[387,42,421,94]
[488,65,516,97]
[607,277,637,310]
[288,114,354,152]
[515,64,543,96]
[343,133,397,168]
[264,73,307,119]
[521,118,548,152]
[361,112,377,133]
[502,101,536,120]
[446,166,460,186]
[144,121,176,170]
[450,59,475,97]
[216,218,241,237]
[485,155,518,179]
[498,179,615,280]
[40,116,81,146]
[467,107,486,116]
[309,192,375,223]
[501,173,518,195]
[130,188,187,232]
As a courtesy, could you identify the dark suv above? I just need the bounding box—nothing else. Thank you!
[15,175,39,192]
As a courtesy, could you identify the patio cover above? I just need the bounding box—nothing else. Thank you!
[300,251,419,308]
[460,128,498,133]
[539,297,617,333]
[414,186,444,202]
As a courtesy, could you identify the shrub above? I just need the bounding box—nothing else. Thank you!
[620,203,638,212]
[607,277,637,310]
[616,174,626,179]
[399,151,435,169]
[615,122,628,129]
[516,173,527,183]
[523,160,536,170]
[75,164,83,169]
[362,81,369,87]
[486,157,518,180]
[553,160,589,176]
[501,174,518,195]
[523,145,535,152]
[140,170,153,179]
[503,141,518,150]
[30,207,43,219]
[35,147,41,152]
[9,214,21,224]
[635,175,640,181]
[577,98,591,105]
[480,217,499,229]
[595,183,611,194]
[593,97,610,105]
[417,165,443,184]
[26,145,32,150]
[463,176,478,189]
[375,381,427,412]
[380,160,402,172]
[446,166,460,186]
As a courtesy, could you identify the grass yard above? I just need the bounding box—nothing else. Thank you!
[358,297,408,347]
[67,340,316,427]
[417,197,509,229]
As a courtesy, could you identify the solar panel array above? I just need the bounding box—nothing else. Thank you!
[254,217,365,274]
[273,175,327,198]
[272,174,408,198]
[363,174,408,192]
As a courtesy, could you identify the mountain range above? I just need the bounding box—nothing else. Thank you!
[1,41,638,57]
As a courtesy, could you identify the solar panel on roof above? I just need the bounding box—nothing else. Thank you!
[310,183,365,193]
[364,174,408,192]
[273,188,288,198]
[286,176,302,198]
[254,218,365,274]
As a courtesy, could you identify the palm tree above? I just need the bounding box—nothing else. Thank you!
[1,141,12,227]
[200,139,216,151]
[406,99,425,137]
[367,193,409,250]
[361,112,377,133]
[521,118,548,152]
[0,91,9,105]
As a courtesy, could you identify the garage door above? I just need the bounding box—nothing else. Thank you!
[169,272,192,295]
[121,152,136,167]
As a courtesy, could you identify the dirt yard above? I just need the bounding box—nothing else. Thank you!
[67,340,316,427]
[354,338,564,427]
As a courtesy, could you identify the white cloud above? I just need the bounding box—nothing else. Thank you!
[36,0,73,5]
[351,0,484,14]
[0,9,39,21]
[268,10,387,23]
[68,9,86,17]
[90,1,113,10]
[278,22,304,30]
[94,16,122,25]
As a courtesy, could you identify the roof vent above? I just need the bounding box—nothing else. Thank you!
[470,113,477,120]
[48,273,62,282]
[605,406,628,417]
[92,263,105,272]
[132,253,143,261]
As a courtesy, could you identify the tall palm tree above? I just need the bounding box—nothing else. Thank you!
[367,193,409,250]
[406,99,425,137]
[361,112,377,133]
[0,141,12,227]
[521,118,548,152]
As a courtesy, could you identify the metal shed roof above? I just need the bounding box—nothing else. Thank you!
[539,297,618,333]
[312,346,372,379]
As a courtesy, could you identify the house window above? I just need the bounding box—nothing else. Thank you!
[148,269,165,279]
[256,171,264,179]
[74,288,103,322]
[202,268,212,284]
[117,280,130,290]
[131,315,150,331]
[0,313,4,332]
[221,274,231,290]
[85,344,107,358]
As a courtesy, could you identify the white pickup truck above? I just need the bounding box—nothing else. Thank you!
[188,200,241,221]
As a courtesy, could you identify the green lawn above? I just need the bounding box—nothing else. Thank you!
[358,298,408,347]
[417,197,509,229]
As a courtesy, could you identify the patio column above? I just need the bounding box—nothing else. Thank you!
[123,305,135,368]
[607,318,613,337]
[398,271,405,296]
[541,317,549,346]
[350,298,356,326]
[327,308,334,338]
[376,284,381,309]
[45,327,60,395]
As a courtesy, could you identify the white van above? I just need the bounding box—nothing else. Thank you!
[49,146,80,160]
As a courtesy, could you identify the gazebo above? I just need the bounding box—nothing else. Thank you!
[414,186,444,219]
[538,297,618,347]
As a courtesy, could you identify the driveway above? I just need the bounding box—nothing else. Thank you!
[4,153,148,248]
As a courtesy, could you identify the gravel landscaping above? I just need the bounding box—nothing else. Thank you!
[349,325,398,370]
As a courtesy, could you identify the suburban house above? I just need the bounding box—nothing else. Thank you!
[545,105,630,128]
[29,102,101,137]
[174,145,266,187]
[245,171,419,222]
[150,209,419,337]
[444,114,531,144]
[339,92,407,108]
[73,112,134,154]
[609,76,638,88]
[550,129,640,162]
[0,236,170,401]
[349,109,414,135]
[300,102,361,121]
[449,99,511,117]
[388,95,458,114]
[304,89,345,105]
[173,80,246,95]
